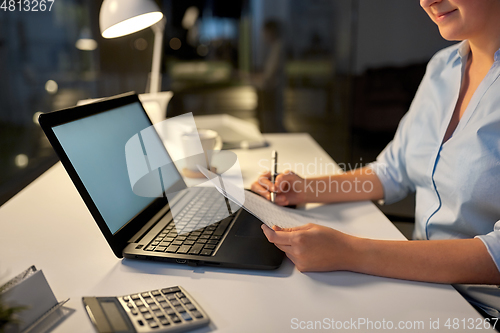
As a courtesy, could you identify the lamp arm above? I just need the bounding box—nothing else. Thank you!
[150,18,165,94]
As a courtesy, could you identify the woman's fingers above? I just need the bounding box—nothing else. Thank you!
[273,223,312,232]
[274,194,289,206]
[251,181,271,200]
[256,170,276,191]
[261,224,297,246]
[274,170,301,193]
[274,243,293,253]
[252,169,307,205]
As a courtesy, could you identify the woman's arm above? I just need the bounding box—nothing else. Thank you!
[262,224,500,284]
[251,167,385,206]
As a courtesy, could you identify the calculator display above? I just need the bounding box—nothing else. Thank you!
[101,301,130,332]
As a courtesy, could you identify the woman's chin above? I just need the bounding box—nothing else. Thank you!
[437,27,465,42]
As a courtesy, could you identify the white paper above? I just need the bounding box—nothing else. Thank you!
[198,166,314,229]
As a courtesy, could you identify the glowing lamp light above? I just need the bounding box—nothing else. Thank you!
[99,0,165,93]
[76,28,98,51]
[76,39,98,51]
[101,12,163,38]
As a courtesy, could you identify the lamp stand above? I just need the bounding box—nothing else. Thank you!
[149,18,165,94]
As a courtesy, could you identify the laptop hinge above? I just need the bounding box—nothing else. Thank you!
[129,204,171,243]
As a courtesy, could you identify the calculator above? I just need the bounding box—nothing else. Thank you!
[83,286,210,333]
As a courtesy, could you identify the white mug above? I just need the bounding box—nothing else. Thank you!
[181,129,222,173]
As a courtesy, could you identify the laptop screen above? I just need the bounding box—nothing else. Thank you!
[52,102,181,234]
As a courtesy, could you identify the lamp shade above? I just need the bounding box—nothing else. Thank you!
[100,0,163,39]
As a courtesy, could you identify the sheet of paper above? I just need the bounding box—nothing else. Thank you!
[198,166,316,229]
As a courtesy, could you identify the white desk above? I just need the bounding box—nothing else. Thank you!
[0,134,484,332]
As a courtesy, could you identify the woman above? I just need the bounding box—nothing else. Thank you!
[252,0,500,285]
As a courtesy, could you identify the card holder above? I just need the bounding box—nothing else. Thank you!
[1,266,70,333]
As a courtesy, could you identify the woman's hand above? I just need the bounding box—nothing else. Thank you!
[261,223,358,272]
[251,170,308,206]
[261,224,500,284]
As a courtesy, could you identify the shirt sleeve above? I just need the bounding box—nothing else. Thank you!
[369,111,416,205]
[476,221,500,272]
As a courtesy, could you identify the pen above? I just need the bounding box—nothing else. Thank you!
[270,150,278,203]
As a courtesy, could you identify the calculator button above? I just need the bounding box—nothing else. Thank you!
[153,310,163,317]
[180,312,192,321]
[131,308,138,315]
[161,287,180,294]
[127,303,134,308]
[156,297,165,302]
[170,315,181,323]
[146,246,156,251]
[185,304,196,311]
[191,310,203,319]
[175,292,185,298]
[180,298,190,305]
[146,298,155,305]
[204,244,216,250]
[171,300,180,307]
[139,306,149,313]
[150,304,159,311]
[148,320,159,328]
[151,290,161,296]
[123,296,130,302]
[159,318,170,326]
[141,292,150,297]
[166,295,176,301]
[175,306,185,313]
[159,301,169,308]
[165,308,175,315]
[143,313,153,320]
[154,246,166,252]
[131,294,140,300]
[135,300,144,307]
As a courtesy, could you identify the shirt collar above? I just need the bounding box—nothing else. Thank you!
[495,48,500,62]
[456,40,500,62]
[457,40,470,59]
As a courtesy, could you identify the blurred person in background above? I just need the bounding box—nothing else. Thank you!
[248,20,286,133]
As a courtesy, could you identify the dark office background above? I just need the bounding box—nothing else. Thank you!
[0,0,452,229]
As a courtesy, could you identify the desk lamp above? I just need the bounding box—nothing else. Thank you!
[99,0,165,93]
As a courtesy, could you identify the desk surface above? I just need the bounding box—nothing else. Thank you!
[0,133,483,332]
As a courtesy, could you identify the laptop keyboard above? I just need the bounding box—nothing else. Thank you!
[145,188,238,257]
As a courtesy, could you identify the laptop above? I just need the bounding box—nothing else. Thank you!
[39,92,284,270]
